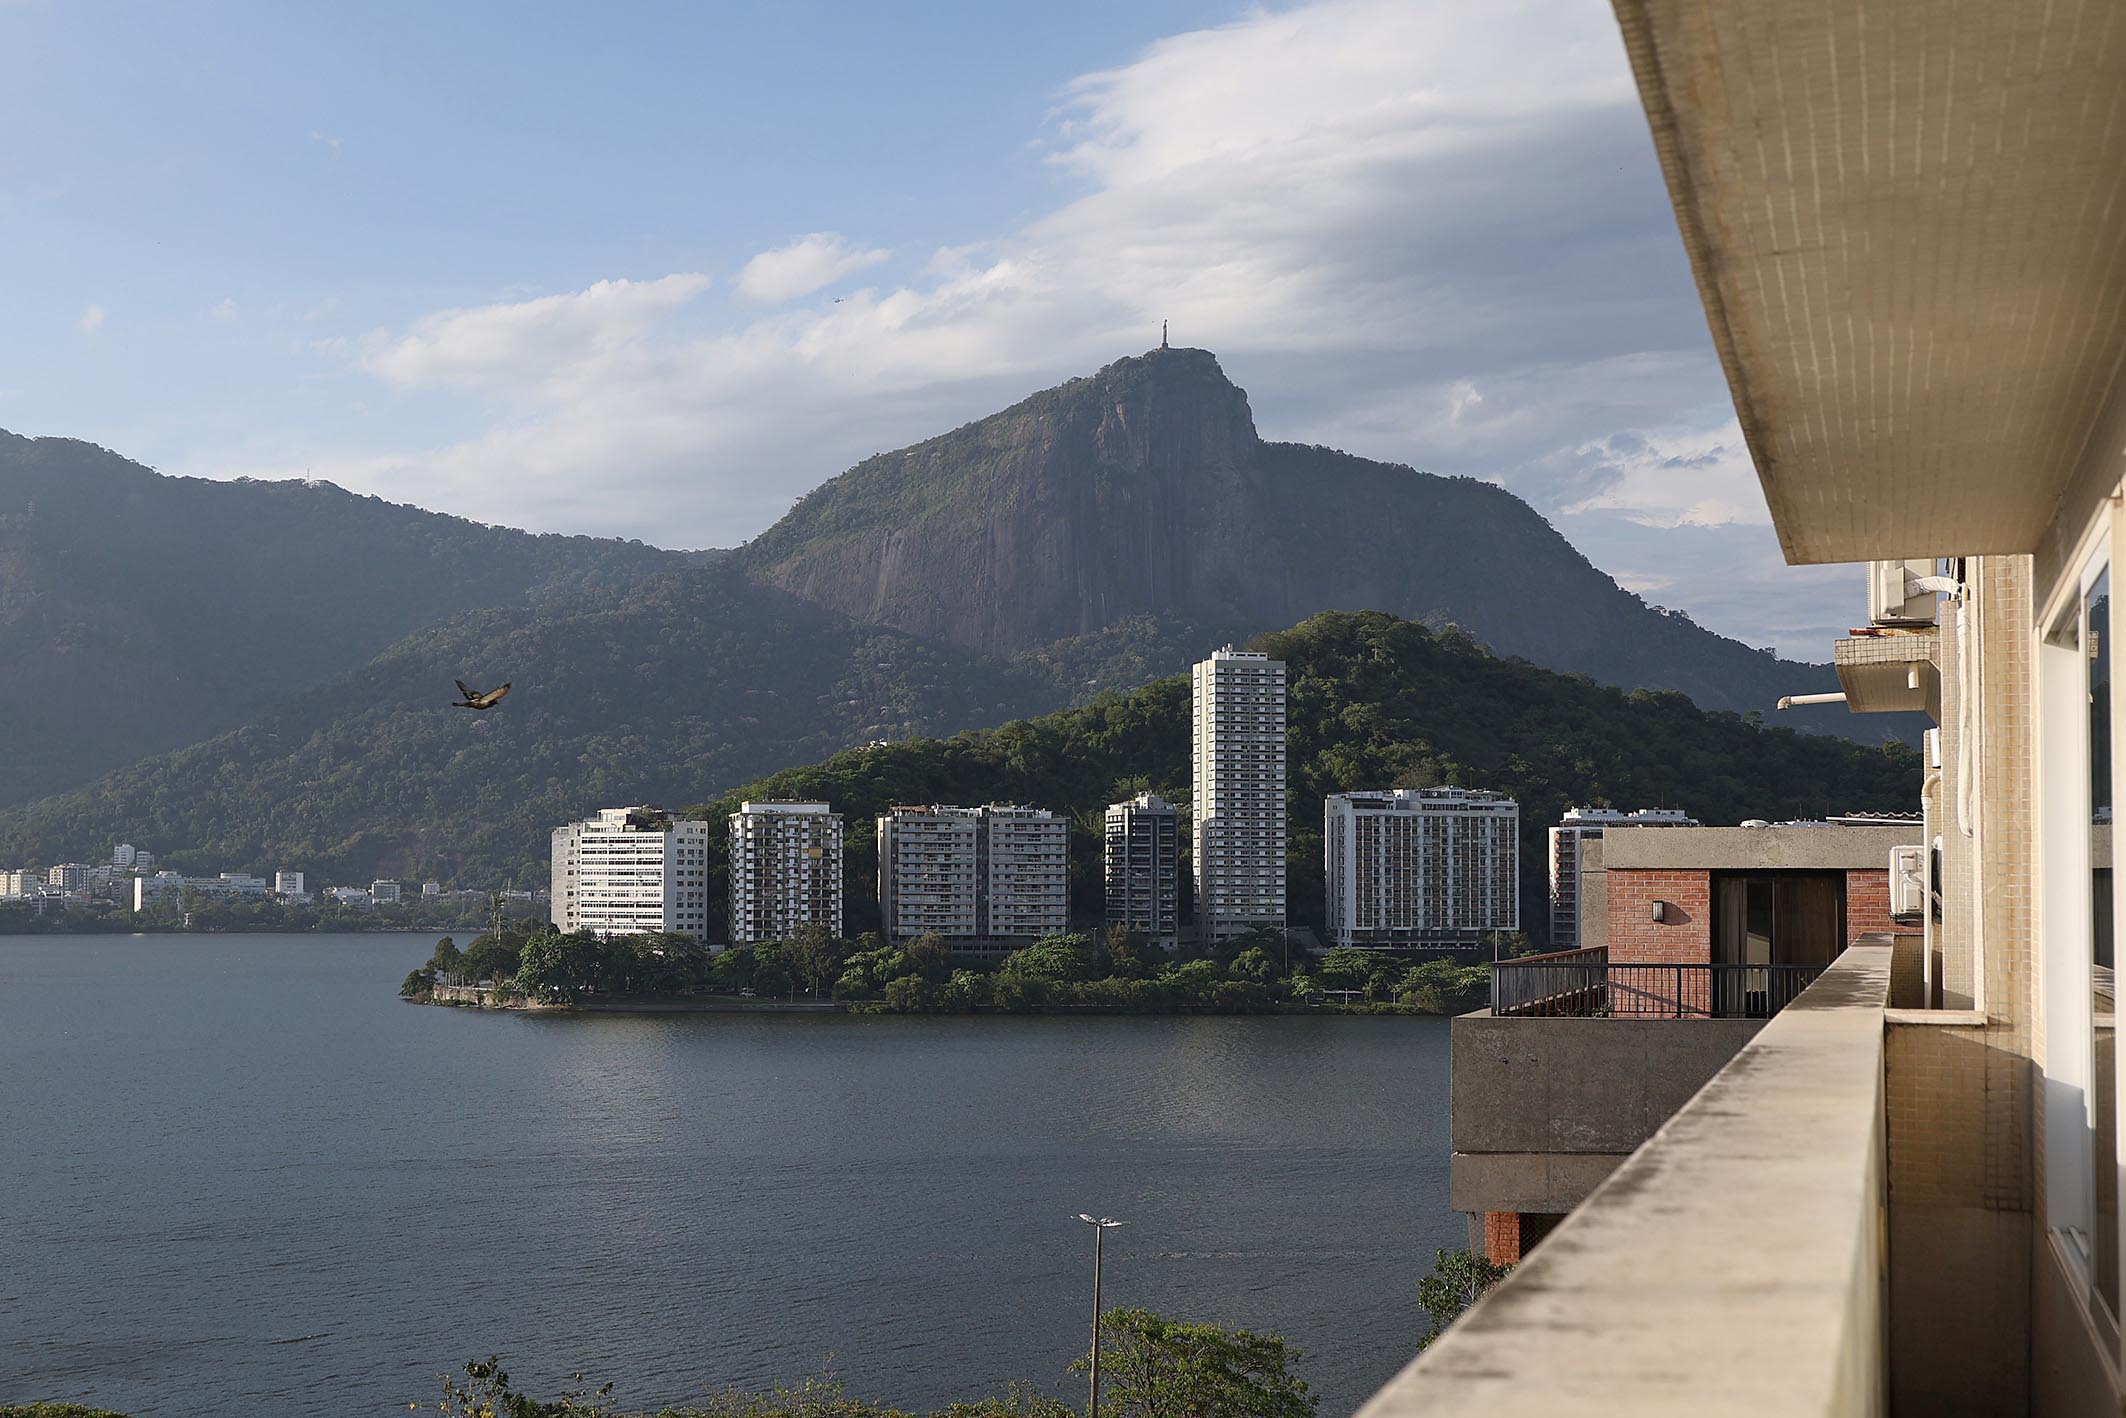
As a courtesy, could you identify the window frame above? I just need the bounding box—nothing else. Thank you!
[2038,511,2126,1349]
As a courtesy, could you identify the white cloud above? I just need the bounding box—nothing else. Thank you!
[308,130,343,154]
[78,303,104,336]
[211,297,237,323]
[353,274,712,398]
[737,233,891,304]
[270,0,1842,652]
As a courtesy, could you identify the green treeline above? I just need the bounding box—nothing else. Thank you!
[699,609,1920,947]
[404,922,1491,1016]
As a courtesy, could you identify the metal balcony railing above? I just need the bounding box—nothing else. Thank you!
[1491,946,1826,1019]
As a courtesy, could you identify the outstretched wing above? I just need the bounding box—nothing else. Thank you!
[483,683,513,707]
[455,680,474,699]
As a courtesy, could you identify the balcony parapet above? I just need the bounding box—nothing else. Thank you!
[1363,945,1891,1417]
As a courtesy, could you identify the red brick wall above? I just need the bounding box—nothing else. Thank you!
[1605,868,1714,965]
[1845,869,1896,939]
[1609,867,1898,959]
[1482,1211,1521,1265]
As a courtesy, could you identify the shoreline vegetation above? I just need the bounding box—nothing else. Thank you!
[401,922,1493,1018]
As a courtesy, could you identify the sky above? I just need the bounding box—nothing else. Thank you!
[0,0,1855,658]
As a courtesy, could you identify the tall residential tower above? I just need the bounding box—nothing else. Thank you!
[1191,646,1287,940]
[1104,792,1181,949]
[728,800,844,944]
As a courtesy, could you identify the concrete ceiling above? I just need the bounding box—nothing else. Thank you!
[1612,0,2126,565]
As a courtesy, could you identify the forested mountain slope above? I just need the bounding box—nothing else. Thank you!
[0,566,1055,884]
[0,431,679,803]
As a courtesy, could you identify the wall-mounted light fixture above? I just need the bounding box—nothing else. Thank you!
[1651,900,1667,923]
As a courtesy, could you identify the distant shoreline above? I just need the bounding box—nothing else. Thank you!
[408,984,1435,1018]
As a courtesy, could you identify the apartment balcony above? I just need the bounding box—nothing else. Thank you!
[1371,943,2029,1415]
[1491,945,1826,1020]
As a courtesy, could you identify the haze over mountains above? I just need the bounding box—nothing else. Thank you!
[0,347,1884,880]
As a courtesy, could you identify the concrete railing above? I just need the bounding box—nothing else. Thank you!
[1361,945,1891,1418]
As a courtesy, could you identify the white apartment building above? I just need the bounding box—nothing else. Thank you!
[728,800,845,944]
[46,863,93,894]
[0,869,35,897]
[984,805,1070,940]
[1546,807,1696,949]
[422,881,442,897]
[1192,647,1287,939]
[132,872,270,911]
[1104,792,1180,949]
[274,870,305,898]
[1323,788,1519,949]
[549,805,710,938]
[112,843,136,868]
[369,879,402,904]
[877,804,1068,945]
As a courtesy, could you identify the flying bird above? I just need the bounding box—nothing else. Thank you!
[452,680,512,712]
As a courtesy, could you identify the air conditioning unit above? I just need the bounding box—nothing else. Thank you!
[1890,844,1926,920]
[1869,559,1940,626]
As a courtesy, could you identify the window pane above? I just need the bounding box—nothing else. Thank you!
[2091,568,2118,1319]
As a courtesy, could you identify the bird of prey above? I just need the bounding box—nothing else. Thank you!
[452,680,512,711]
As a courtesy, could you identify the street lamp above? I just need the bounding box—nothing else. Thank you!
[1075,1214,1125,1418]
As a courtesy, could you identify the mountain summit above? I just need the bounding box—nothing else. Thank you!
[738,348,1845,720]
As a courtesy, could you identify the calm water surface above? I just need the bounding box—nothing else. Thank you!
[0,934,1457,1417]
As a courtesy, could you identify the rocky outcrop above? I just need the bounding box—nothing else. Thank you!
[737,348,1855,723]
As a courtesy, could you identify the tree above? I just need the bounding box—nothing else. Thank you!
[1416,1248,1512,1349]
[999,933,1097,985]
[786,924,849,998]
[752,962,794,1000]
[1317,948,1374,992]
[1078,1309,1314,1418]
[903,932,948,981]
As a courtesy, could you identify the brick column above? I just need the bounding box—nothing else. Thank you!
[1482,1210,1522,1265]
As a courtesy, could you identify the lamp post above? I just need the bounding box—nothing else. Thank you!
[1075,1214,1125,1418]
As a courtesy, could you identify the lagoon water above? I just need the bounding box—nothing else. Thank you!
[0,934,1458,1417]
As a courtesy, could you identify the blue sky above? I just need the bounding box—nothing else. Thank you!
[0,0,1855,657]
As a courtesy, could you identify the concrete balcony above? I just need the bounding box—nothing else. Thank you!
[1365,946,1893,1416]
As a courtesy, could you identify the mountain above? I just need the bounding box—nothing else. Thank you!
[0,431,680,805]
[737,347,1858,727]
[698,611,1921,945]
[0,564,1057,885]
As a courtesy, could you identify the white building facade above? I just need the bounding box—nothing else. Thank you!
[274,870,306,898]
[1323,788,1520,949]
[1192,647,1288,939]
[877,804,1068,945]
[728,800,845,944]
[549,805,711,938]
[1547,807,1697,949]
[1104,792,1181,949]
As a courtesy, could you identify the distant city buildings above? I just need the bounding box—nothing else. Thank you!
[369,879,402,904]
[422,880,442,897]
[46,863,92,893]
[877,804,1068,948]
[550,805,710,938]
[1323,788,1520,949]
[1547,807,1697,949]
[1104,792,1180,949]
[1192,647,1288,940]
[132,872,270,911]
[728,800,844,945]
[112,843,136,868]
[0,869,34,897]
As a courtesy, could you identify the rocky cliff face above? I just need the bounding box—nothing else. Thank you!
[738,349,1852,722]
